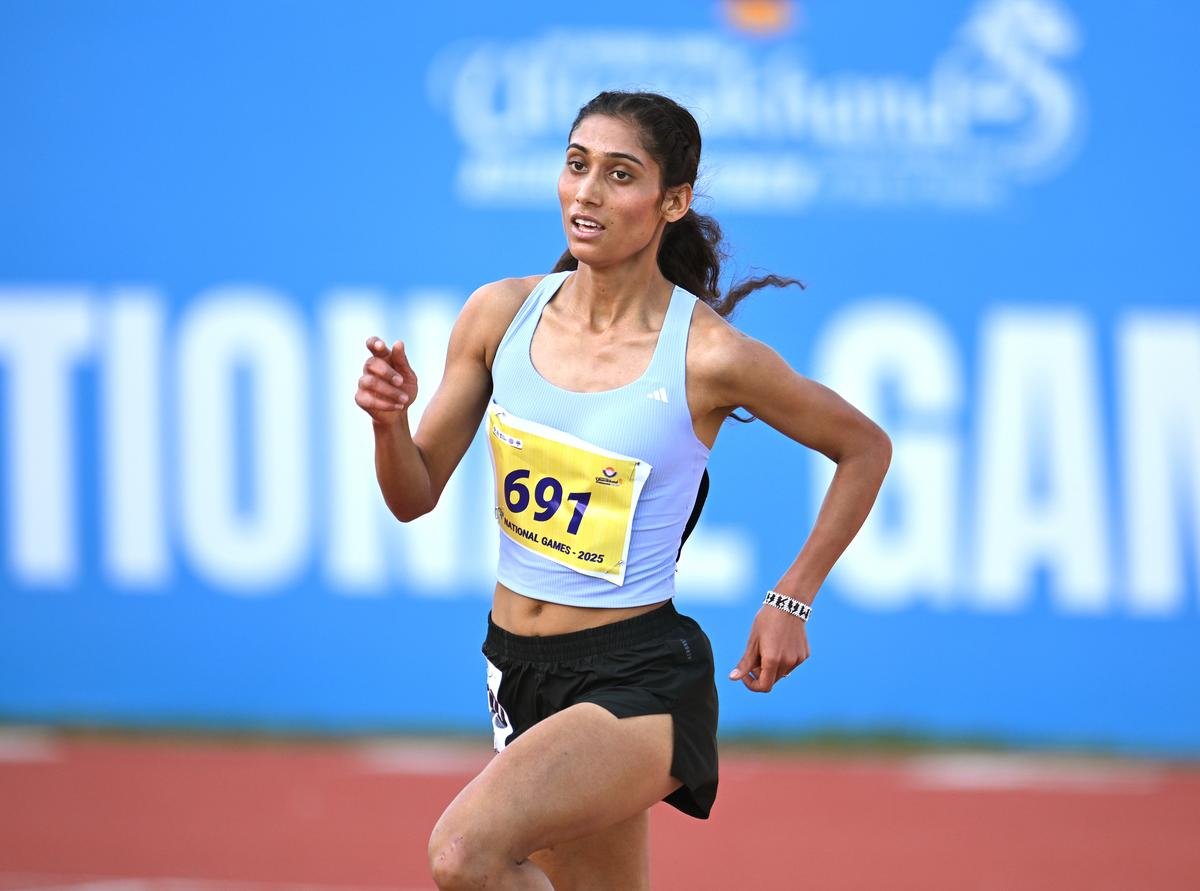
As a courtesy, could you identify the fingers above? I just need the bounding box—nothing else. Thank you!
[354,387,406,415]
[360,336,417,409]
[731,607,813,693]
[359,337,411,414]
[732,649,803,693]
[359,363,408,405]
[364,336,414,376]
[728,642,758,682]
[365,356,405,389]
[752,658,782,692]
[728,630,781,692]
[357,378,407,411]
[390,339,415,376]
[729,638,789,691]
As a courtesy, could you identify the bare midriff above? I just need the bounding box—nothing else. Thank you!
[490,580,670,637]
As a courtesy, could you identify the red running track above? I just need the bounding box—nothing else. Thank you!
[0,731,1197,890]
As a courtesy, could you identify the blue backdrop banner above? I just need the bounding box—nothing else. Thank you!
[1,0,1197,753]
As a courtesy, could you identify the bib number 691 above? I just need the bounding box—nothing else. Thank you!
[504,469,591,534]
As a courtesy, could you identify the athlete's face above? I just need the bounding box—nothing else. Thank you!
[557,115,691,268]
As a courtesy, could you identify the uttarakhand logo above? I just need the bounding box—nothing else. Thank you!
[429,0,1084,212]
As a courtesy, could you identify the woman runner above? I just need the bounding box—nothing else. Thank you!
[355,90,891,890]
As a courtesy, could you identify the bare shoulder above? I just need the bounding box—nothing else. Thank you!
[686,298,776,410]
[687,298,759,362]
[461,274,542,329]
[452,273,545,368]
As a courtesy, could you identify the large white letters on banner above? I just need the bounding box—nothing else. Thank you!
[178,289,311,590]
[2,290,1194,618]
[1119,314,1200,615]
[0,292,94,585]
[973,309,1110,614]
[813,300,961,609]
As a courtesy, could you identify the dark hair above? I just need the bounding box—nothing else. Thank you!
[552,90,803,421]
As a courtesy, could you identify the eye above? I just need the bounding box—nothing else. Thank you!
[611,169,632,182]
[567,159,586,172]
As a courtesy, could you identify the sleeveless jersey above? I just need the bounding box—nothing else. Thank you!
[487,270,711,608]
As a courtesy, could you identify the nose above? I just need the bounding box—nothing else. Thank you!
[575,170,601,206]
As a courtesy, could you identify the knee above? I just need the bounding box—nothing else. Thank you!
[427,821,508,890]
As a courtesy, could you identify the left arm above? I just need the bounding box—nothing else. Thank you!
[703,325,892,693]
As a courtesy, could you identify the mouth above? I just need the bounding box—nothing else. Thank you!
[570,214,605,237]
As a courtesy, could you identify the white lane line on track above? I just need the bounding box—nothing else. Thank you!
[905,753,1164,793]
[355,741,491,776]
[0,876,429,891]
[0,728,58,763]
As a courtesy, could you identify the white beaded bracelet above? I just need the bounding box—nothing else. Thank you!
[764,590,812,622]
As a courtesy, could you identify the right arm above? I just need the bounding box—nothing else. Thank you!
[354,276,537,522]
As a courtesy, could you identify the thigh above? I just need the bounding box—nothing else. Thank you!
[432,702,680,862]
[529,810,650,891]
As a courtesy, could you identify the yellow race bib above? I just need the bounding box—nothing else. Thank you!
[486,402,651,585]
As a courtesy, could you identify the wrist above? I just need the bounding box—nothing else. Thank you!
[372,411,411,435]
[764,589,812,622]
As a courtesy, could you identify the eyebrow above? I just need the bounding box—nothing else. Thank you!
[567,142,646,169]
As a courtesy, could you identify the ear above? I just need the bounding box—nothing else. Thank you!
[661,183,692,223]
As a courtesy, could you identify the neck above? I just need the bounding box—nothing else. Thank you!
[565,245,673,328]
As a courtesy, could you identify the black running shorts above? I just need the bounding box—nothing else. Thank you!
[482,600,719,819]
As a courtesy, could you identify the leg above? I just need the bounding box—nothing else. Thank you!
[528,809,651,891]
[428,702,679,890]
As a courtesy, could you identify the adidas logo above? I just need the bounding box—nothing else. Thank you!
[645,387,669,403]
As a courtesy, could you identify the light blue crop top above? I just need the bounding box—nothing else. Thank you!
[487,270,711,608]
